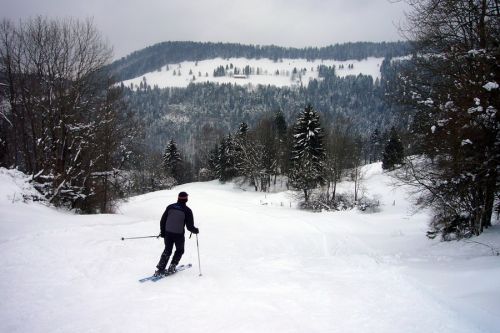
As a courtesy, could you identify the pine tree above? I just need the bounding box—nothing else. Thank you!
[274,110,289,175]
[274,110,287,137]
[206,144,219,179]
[289,105,326,202]
[217,134,237,182]
[233,122,249,177]
[382,127,404,170]
[369,129,383,163]
[163,140,182,182]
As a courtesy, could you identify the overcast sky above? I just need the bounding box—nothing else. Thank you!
[1,0,410,60]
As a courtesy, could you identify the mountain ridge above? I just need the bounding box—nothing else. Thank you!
[108,40,411,82]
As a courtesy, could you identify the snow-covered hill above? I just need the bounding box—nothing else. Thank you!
[121,57,384,89]
[1,164,499,333]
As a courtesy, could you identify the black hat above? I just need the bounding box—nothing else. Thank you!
[178,192,188,201]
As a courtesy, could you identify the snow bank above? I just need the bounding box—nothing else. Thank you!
[0,167,44,204]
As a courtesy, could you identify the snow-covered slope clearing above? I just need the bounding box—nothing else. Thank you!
[0,164,499,332]
[121,57,383,89]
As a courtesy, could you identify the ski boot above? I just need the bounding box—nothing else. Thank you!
[167,263,177,274]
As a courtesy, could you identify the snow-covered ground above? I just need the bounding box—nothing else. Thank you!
[1,164,499,333]
[121,57,383,89]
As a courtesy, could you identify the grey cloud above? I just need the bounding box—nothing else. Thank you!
[1,0,409,59]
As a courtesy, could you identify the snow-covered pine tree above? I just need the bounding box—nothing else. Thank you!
[289,104,326,202]
[217,134,238,182]
[382,127,404,170]
[163,140,182,183]
[205,144,219,180]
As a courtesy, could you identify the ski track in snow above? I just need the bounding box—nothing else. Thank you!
[0,164,499,333]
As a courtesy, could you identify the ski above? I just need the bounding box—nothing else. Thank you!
[139,263,192,283]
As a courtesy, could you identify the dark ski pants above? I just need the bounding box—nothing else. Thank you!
[157,232,185,270]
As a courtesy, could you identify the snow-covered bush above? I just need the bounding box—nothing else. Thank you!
[298,199,328,212]
[298,190,381,214]
[357,196,381,213]
[329,194,356,211]
[427,210,472,241]
[0,168,46,204]
[298,192,356,212]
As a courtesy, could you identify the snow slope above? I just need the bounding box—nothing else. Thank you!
[121,57,383,89]
[1,164,499,333]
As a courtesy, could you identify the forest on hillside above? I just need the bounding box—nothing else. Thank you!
[121,58,407,161]
[108,40,411,81]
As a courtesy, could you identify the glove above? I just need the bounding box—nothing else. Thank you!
[158,232,164,238]
[192,227,199,234]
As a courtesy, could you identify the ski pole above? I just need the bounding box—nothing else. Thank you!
[195,234,202,276]
[121,235,160,241]
[189,233,202,276]
[196,234,202,276]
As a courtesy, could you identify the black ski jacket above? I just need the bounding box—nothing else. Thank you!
[160,202,197,236]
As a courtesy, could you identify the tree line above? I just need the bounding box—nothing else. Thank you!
[158,105,404,213]
[108,40,410,82]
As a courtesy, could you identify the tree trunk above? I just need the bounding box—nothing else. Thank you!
[481,169,496,230]
[478,0,488,49]
[332,179,337,201]
[326,181,330,202]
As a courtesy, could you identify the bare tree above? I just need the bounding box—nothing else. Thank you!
[394,0,499,239]
[324,118,355,202]
[0,17,137,212]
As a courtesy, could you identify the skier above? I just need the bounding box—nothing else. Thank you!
[155,191,199,276]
